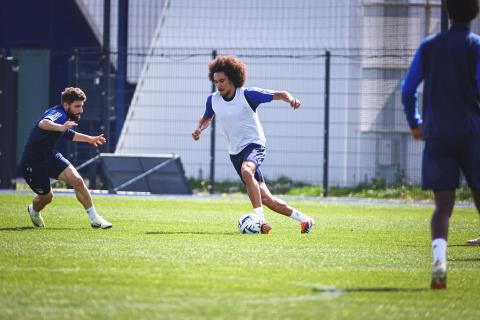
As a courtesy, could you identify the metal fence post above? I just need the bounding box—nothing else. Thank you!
[102,0,111,153]
[209,49,217,194]
[68,50,79,166]
[323,50,330,198]
[115,0,128,145]
[93,0,112,190]
[0,55,18,189]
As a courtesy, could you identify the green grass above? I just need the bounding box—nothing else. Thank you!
[1,193,479,320]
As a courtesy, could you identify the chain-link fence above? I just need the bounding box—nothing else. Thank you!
[66,0,480,191]
[69,46,423,190]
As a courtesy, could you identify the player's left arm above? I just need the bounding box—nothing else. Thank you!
[272,91,301,109]
[72,132,106,147]
[244,87,300,110]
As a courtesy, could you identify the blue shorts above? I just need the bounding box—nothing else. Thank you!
[21,151,71,195]
[422,136,480,191]
[230,144,266,183]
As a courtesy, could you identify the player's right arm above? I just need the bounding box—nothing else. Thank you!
[192,95,214,141]
[38,119,77,132]
[192,116,213,141]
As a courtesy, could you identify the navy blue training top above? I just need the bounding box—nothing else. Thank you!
[402,25,480,139]
[21,105,76,164]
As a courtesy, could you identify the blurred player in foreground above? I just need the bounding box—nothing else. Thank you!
[402,0,480,289]
[20,87,112,229]
[192,55,315,234]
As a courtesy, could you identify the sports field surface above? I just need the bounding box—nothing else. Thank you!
[1,192,479,320]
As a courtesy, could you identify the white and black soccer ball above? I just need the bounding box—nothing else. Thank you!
[238,213,262,234]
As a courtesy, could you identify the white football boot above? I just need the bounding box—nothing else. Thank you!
[466,236,480,245]
[28,205,45,228]
[89,215,112,229]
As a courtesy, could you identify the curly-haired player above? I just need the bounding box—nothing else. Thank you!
[192,55,315,234]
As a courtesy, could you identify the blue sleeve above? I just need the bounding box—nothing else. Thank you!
[244,87,274,111]
[402,43,424,129]
[202,95,214,118]
[476,41,480,95]
[43,108,67,124]
[64,128,76,140]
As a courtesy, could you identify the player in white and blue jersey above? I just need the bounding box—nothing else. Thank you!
[20,87,112,229]
[192,55,315,234]
[402,0,480,289]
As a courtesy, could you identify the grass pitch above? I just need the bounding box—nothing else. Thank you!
[1,193,479,320]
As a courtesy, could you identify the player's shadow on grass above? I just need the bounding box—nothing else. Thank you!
[449,244,476,247]
[0,226,35,231]
[450,257,480,262]
[0,226,85,231]
[313,287,427,293]
[146,231,238,235]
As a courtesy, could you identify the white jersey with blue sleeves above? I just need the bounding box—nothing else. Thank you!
[207,87,274,155]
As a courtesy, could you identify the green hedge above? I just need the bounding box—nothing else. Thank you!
[188,176,474,201]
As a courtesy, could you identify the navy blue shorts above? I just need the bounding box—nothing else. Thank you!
[230,144,266,183]
[21,151,71,195]
[422,136,480,191]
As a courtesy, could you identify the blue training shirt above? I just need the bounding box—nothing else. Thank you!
[203,87,274,118]
[402,24,480,139]
[21,105,76,164]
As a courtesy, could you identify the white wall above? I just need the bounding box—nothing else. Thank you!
[115,0,447,186]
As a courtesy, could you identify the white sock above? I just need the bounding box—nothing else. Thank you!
[253,207,265,222]
[29,205,39,215]
[86,206,98,220]
[432,238,447,264]
[289,209,311,223]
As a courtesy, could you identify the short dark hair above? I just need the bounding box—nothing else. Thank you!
[208,55,247,88]
[447,0,479,24]
[61,87,86,104]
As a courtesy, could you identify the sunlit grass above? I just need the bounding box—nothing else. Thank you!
[1,193,479,319]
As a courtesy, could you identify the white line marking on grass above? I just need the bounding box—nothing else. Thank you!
[4,189,475,207]
[241,291,343,305]
[0,266,81,273]
[105,292,343,311]
[311,285,345,299]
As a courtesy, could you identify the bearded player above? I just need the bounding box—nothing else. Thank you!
[20,87,112,229]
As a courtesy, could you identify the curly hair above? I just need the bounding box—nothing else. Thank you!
[447,0,479,23]
[61,87,87,104]
[208,55,247,88]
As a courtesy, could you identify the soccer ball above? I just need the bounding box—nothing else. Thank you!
[238,213,262,234]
